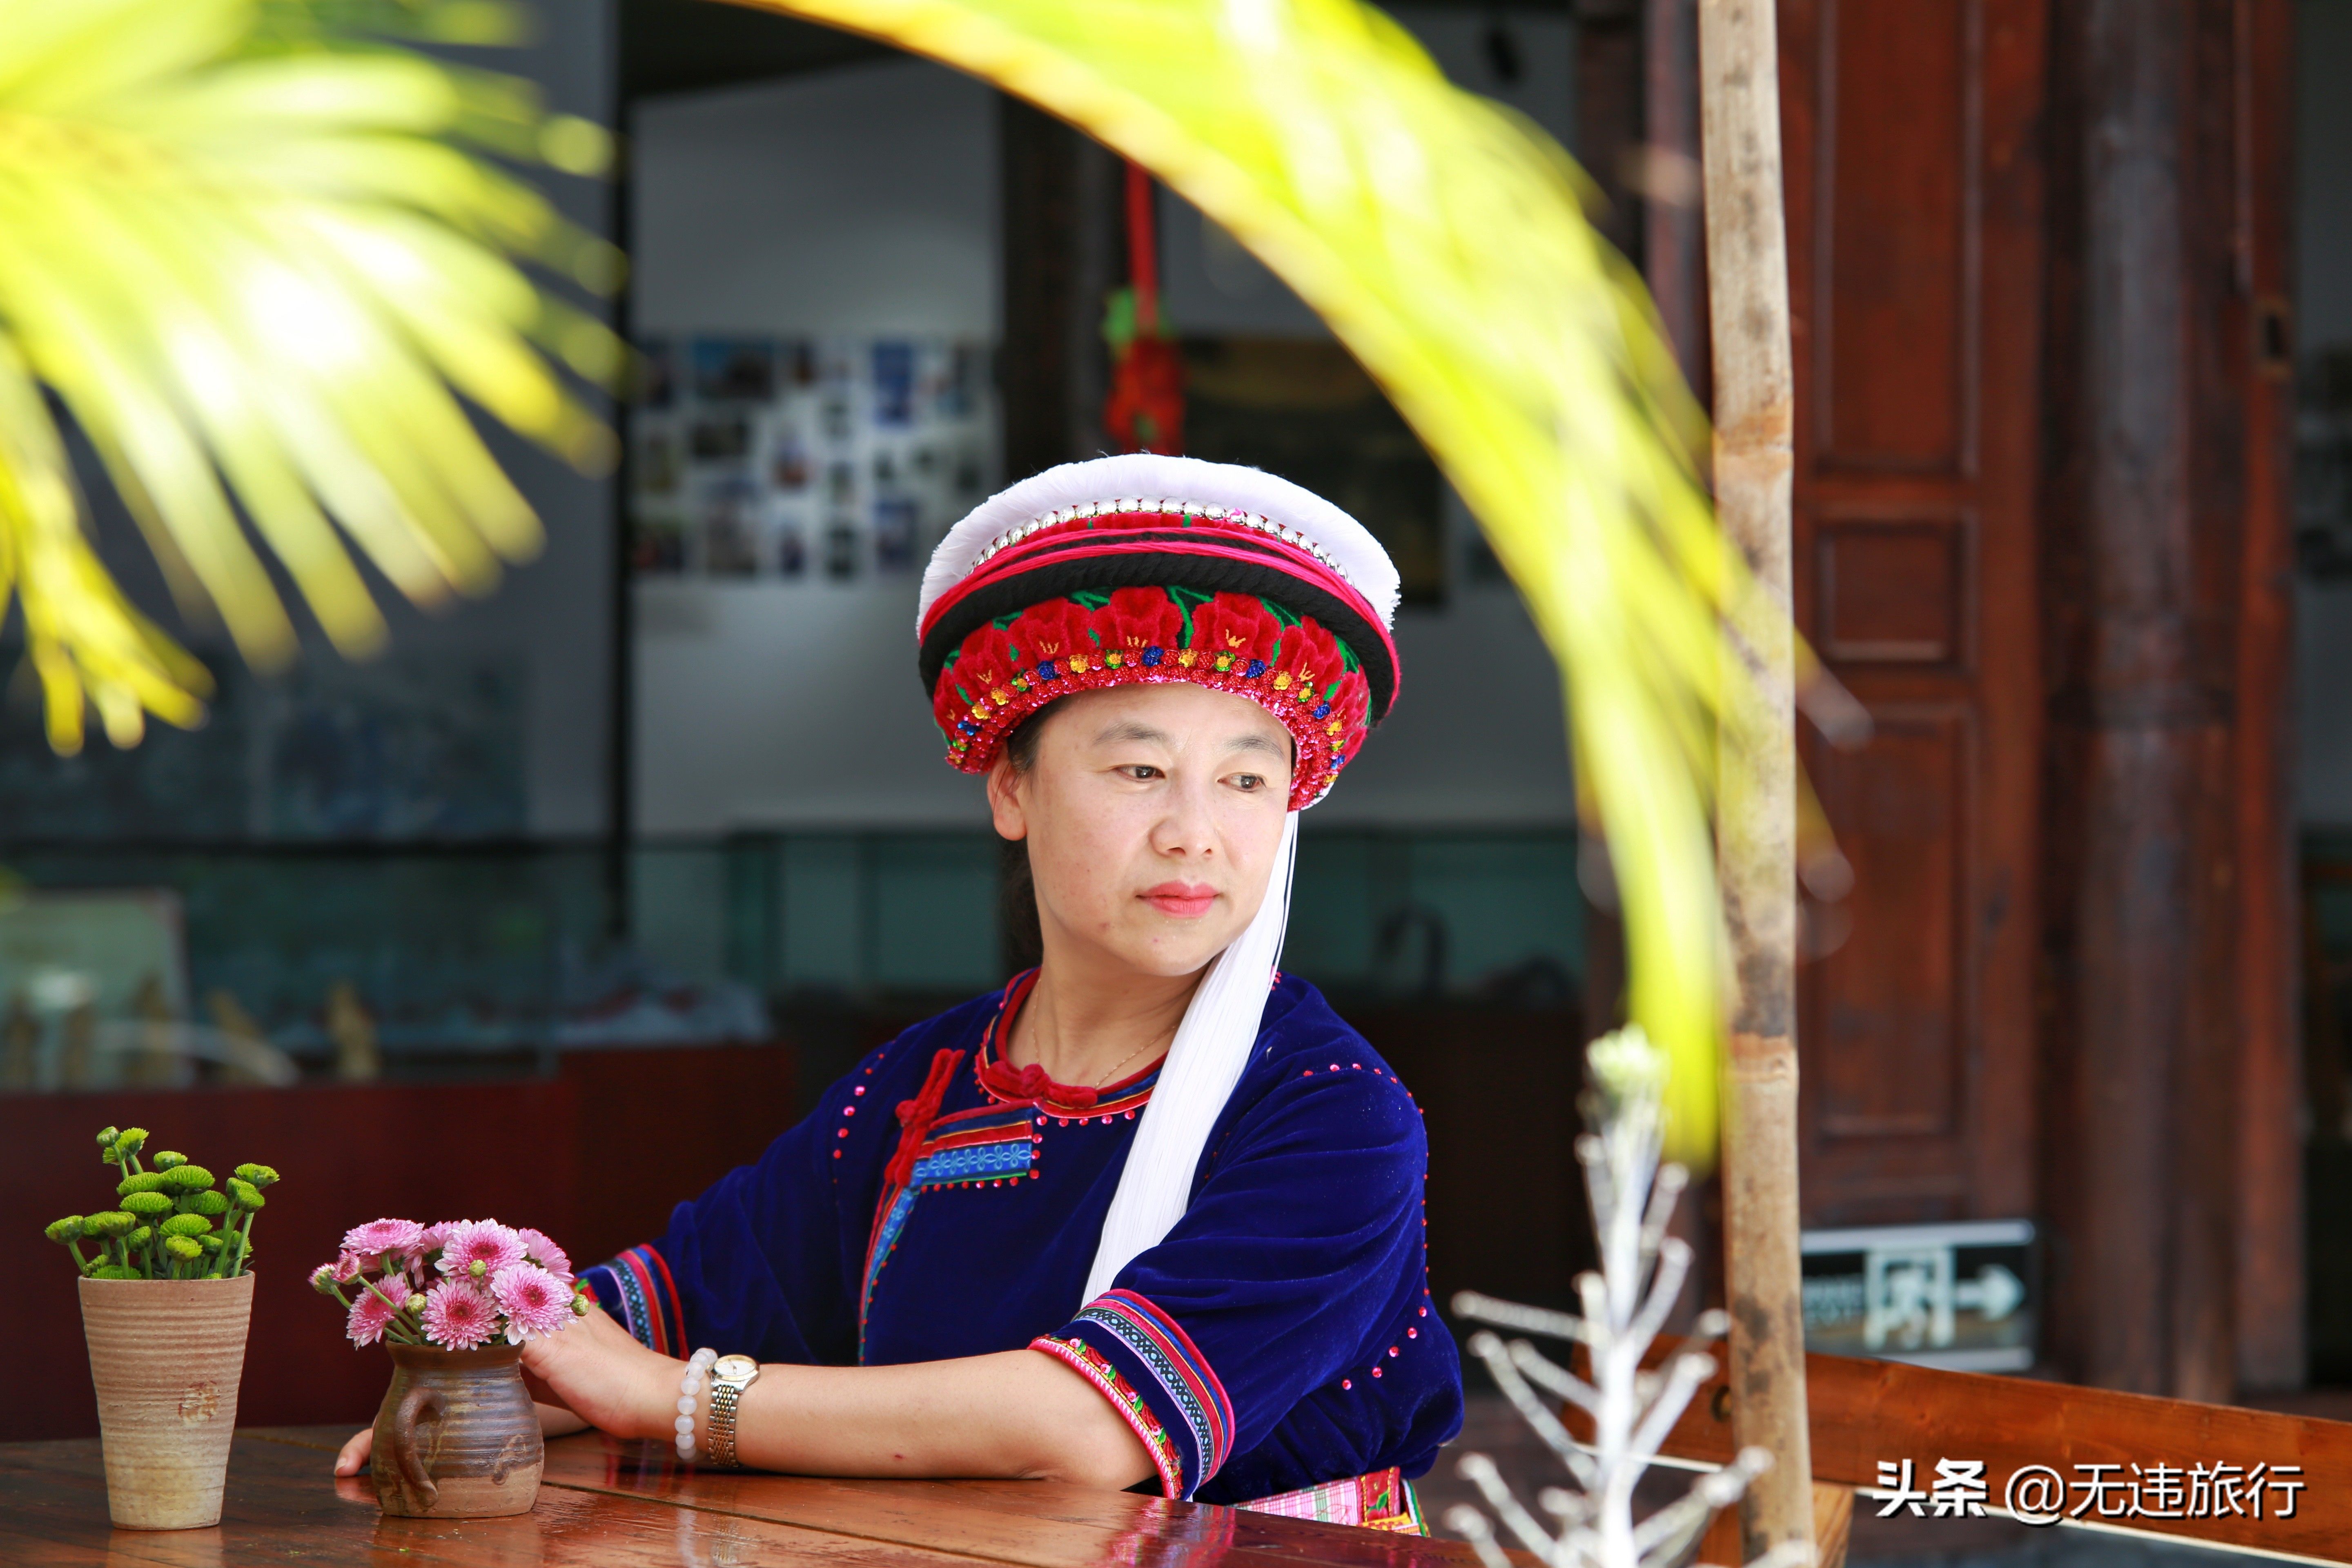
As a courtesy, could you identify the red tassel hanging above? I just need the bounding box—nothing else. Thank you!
[884,1048,965,1189]
[1104,160,1185,454]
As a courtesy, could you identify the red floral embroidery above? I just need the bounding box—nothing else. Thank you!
[933,669,973,740]
[957,626,1021,694]
[1324,677,1370,751]
[1185,593,1283,672]
[1099,586,1184,664]
[931,588,1375,809]
[1274,625,1345,707]
[1013,597,1098,672]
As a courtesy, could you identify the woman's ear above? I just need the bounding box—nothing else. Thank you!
[986,757,1029,841]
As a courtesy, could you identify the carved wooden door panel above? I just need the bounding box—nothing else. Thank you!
[1779,0,2047,1225]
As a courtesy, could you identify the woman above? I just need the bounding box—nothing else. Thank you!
[337,453,1462,1526]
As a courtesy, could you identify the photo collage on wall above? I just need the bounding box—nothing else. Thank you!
[630,336,997,581]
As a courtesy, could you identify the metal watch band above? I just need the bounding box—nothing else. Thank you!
[704,1354,759,1469]
[707,1379,746,1469]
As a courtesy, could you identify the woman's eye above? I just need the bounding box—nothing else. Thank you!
[1123,765,1162,781]
[1231,773,1264,792]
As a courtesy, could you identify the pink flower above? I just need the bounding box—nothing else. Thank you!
[434,1220,526,1280]
[347,1276,412,1347]
[341,1218,423,1262]
[417,1222,451,1254]
[421,1281,497,1350]
[515,1228,572,1283]
[490,1263,572,1343]
[331,1251,365,1283]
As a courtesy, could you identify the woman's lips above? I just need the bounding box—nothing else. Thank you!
[1142,882,1218,918]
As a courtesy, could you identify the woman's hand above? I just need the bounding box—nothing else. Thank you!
[332,1401,589,1477]
[517,1301,682,1441]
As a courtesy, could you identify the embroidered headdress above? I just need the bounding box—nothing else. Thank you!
[919,453,1403,1299]
[919,453,1401,811]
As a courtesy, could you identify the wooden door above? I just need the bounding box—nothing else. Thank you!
[1777,0,2049,1225]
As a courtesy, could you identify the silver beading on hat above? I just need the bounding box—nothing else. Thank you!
[967,498,1359,588]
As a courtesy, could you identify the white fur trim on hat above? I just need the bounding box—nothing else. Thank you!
[919,454,1402,633]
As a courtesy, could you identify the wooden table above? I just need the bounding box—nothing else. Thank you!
[0,1427,1497,1566]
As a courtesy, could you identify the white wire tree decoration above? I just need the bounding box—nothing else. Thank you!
[1446,1027,1812,1568]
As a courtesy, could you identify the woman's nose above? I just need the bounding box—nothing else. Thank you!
[1149,777,1219,858]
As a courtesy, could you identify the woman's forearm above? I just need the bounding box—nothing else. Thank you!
[522,1304,1152,1490]
[724,1348,1154,1490]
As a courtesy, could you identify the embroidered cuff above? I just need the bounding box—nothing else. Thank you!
[585,1244,686,1357]
[1033,1289,1233,1499]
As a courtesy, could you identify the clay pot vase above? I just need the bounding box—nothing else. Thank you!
[371,1342,543,1518]
[77,1272,256,1530]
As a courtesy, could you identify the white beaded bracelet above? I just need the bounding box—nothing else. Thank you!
[675,1347,718,1462]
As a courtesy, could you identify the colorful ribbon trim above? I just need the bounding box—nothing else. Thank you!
[1060,1287,1235,1493]
[590,1244,685,1358]
[1030,1333,1186,1499]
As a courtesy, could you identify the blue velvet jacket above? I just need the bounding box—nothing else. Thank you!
[584,971,1463,1505]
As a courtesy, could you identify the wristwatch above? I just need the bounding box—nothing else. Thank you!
[706,1354,762,1469]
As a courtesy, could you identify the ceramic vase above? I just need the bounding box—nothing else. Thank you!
[77,1272,256,1530]
[371,1342,543,1518]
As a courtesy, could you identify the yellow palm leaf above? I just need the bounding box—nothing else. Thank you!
[741,0,1753,1162]
[0,0,619,755]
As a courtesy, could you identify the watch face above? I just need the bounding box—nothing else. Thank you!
[712,1354,760,1383]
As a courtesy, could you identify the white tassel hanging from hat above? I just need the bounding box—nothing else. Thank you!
[1080,809,1301,1303]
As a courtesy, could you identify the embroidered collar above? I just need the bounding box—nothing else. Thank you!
[976,969,1163,1118]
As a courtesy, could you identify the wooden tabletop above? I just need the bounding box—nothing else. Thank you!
[0,1427,1498,1567]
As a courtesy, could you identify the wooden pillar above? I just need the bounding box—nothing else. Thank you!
[1698,0,1814,1558]
[2041,0,2301,1401]
[2043,0,2208,1396]
[2227,0,2304,1396]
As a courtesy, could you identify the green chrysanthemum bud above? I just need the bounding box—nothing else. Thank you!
[124,1226,153,1250]
[97,1126,121,1164]
[200,1234,226,1253]
[116,1172,169,1196]
[226,1178,264,1209]
[92,1265,139,1281]
[121,1192,174,1218]
[45,1216,85,1245]
[162,1165,214,1194]
[572,1293,591,1315]
[83,1211,134,1240]
[232,1163,280,1188]
[151,1151,187,1171]
[164,1236,202,1262]
[468,1258,487,1279]
[116,1128,148,1152]
[405,1294,425,1314]
[159,1213,212,1239]
[176,1190,229,1216]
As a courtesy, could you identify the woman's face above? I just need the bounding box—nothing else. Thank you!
[989,683,1294,980]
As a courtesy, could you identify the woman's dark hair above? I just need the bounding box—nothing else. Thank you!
[1003,702,1054,776]
[997,702,1057,973]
